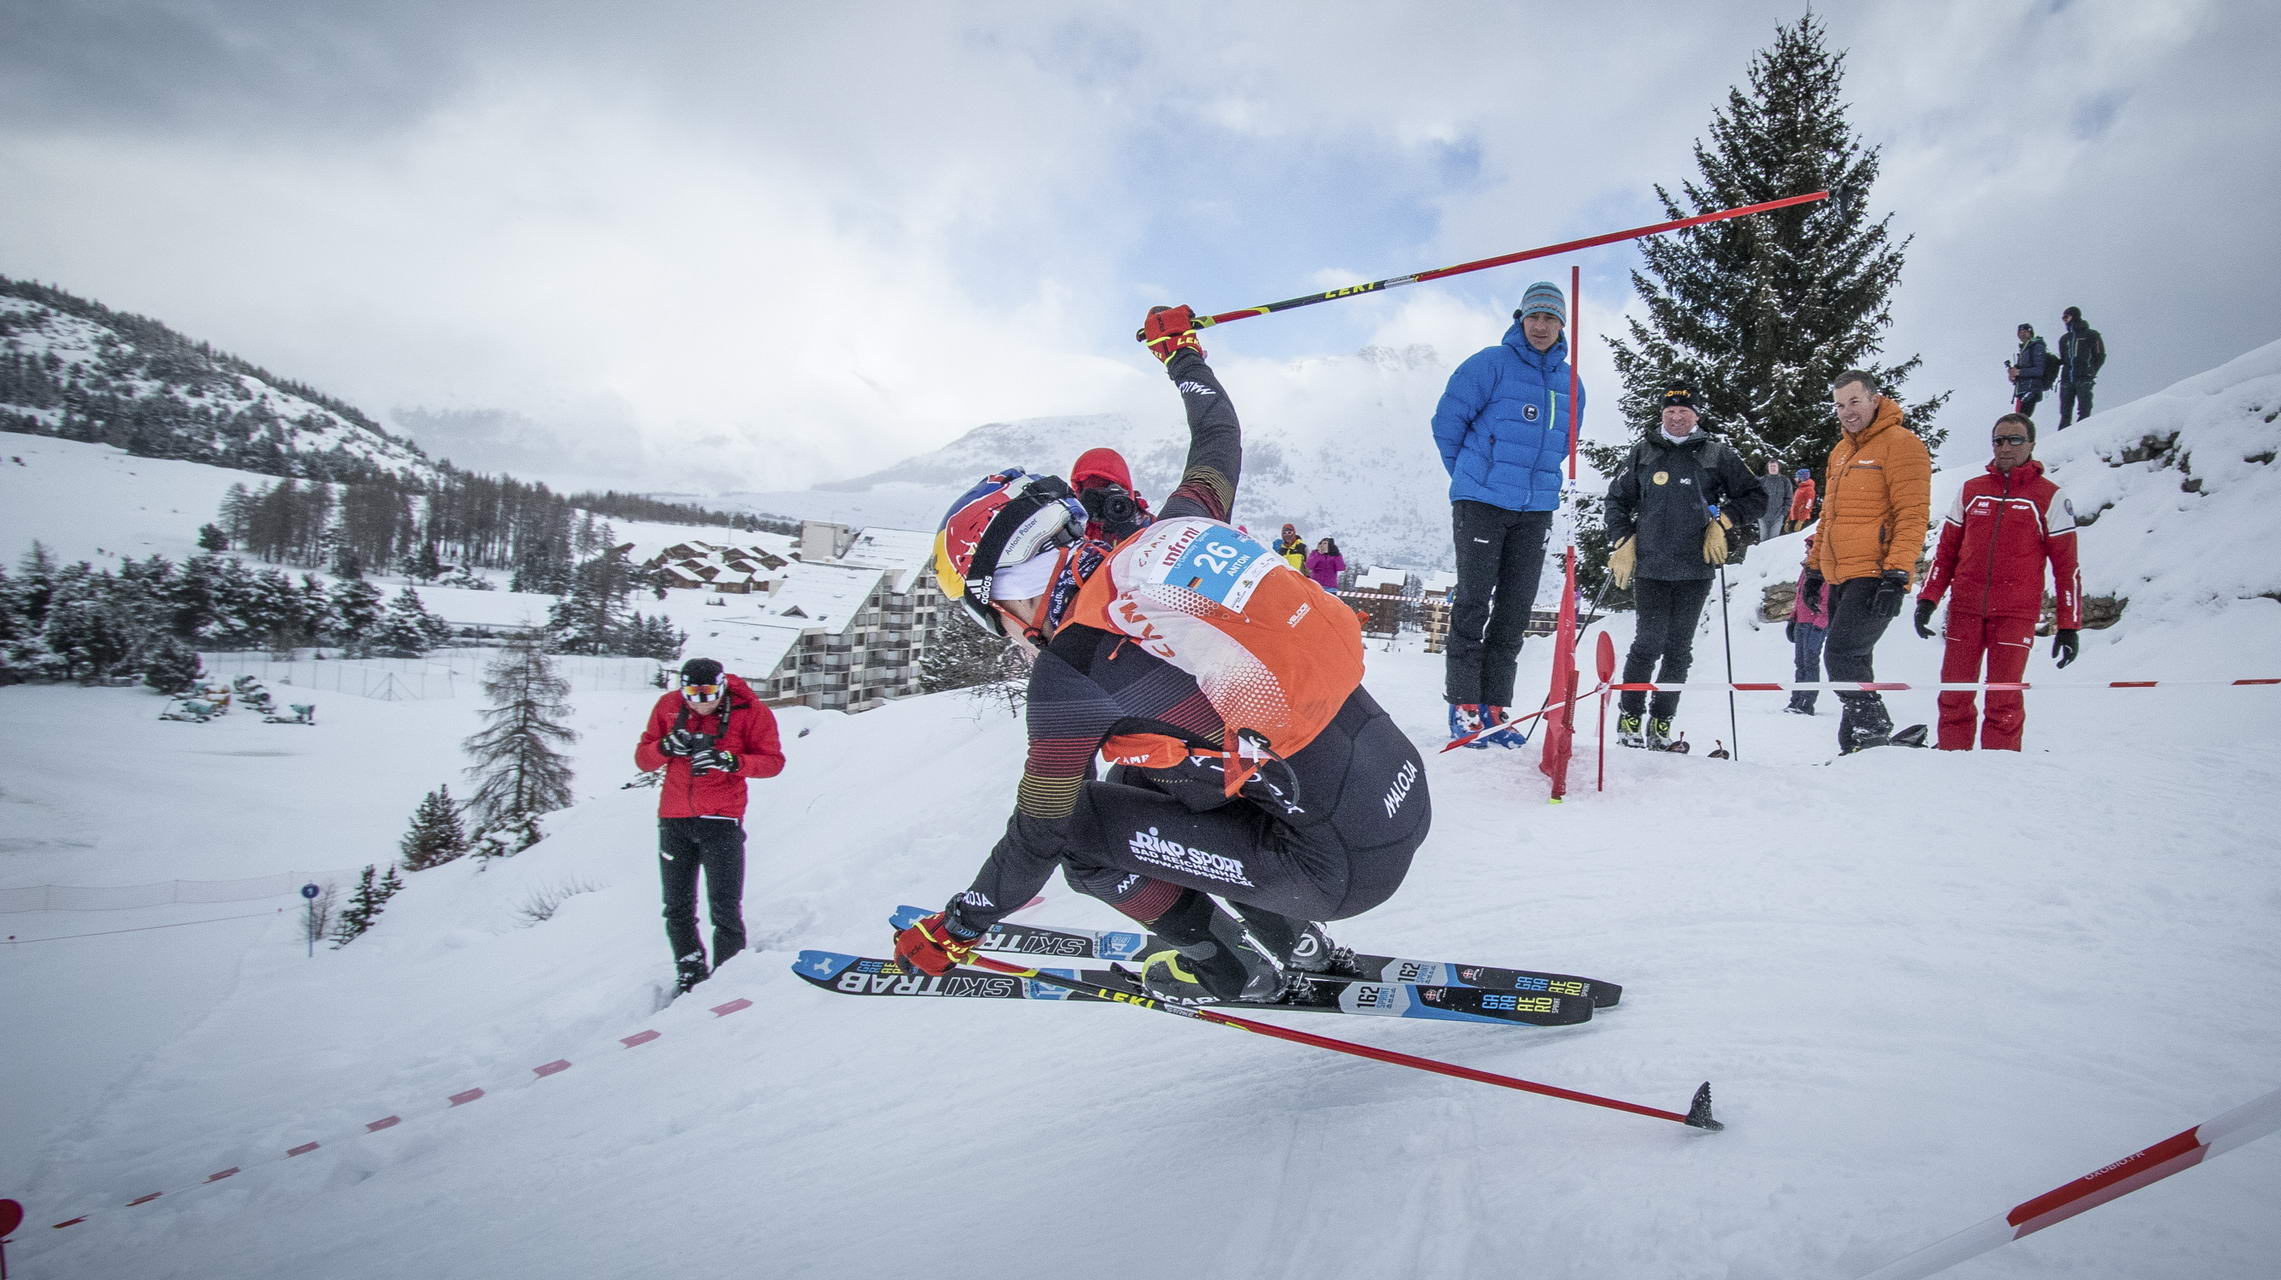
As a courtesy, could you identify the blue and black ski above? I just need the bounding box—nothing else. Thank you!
[888,906,1621,1009]
[792,950,1593,1027]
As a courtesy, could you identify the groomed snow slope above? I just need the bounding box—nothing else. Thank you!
[5,348,2281,1279]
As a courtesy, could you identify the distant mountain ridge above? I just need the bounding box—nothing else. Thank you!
[0,276,438,484]
[714,343,1513,573]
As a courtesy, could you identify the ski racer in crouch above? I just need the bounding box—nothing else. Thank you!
[893,307,1433,1006]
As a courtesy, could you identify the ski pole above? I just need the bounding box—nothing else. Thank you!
[1183,192,1830,330]
[953,951,1720,1130]
[1716,561,1739,762]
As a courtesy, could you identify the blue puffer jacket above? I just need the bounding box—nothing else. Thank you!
[1431,321,1583,512]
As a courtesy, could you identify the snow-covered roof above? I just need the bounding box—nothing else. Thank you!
[751,561,886,633]
[1352,565,1407,592]
[1421,570,1458,595]
[833,527,937,593]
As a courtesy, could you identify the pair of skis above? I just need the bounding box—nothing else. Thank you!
[793,907,1621,1030]
[794,907,1720,1130]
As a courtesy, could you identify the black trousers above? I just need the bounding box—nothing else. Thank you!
[2014,388,2043,418]
[1823,577,1898,749]
[1444,500,1554,706]
[2058,380,2094,428]
[1618,576,1714,719]
[1060,688,1429,926]
[660,817,747,975]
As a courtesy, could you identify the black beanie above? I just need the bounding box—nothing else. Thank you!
[680,657,724,685]
[1660,380,1699,412]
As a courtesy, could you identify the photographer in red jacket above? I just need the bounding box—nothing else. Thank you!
[1913,414,2083,751]
[634,657,786,993]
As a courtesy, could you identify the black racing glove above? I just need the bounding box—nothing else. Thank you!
[659,729,699,757]
[2052,629,2080,669]
[690,748,739,776]
[1871,570,1910,620]
[1913,598,1937,639]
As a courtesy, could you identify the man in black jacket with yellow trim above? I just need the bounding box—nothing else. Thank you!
[1603,381,1766,749]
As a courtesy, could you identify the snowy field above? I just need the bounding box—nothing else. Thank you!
[5,349,2281,1278]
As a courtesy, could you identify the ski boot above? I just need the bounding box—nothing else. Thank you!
[1447,702,1488,749]
[1617,712,1647,748]
[1479,705,1528,749]
[1235,908,1356,985]
[1134,891,1284,1004]
[674,951,709,995]
[1889,723,1929,749]
[1648,716,1678,751]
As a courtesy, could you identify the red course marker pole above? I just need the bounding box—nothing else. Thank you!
[0,1196,21,1279]
[1852,1083,2281,1280]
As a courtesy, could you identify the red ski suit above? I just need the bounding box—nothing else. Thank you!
[633,674,786,817]
[1917,460,2081,750]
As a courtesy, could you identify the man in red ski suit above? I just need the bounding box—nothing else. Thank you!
[634,657,786,992]
[1912,414,2083,751]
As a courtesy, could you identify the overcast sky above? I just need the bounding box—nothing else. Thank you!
[4,0,2276,493]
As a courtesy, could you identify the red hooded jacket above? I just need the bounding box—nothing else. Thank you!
[633,673,786,819]
[1919,459,2082,627]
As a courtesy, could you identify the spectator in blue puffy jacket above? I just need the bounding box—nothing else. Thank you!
[1430,279,1584,745]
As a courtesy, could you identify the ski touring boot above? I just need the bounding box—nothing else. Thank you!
[1236,908,1357,997]
[1448,702,1488,749]
[1134,891,1285,1005]
[1479,705,1529,749]
[1648,716,1678,751]
[1617,712,1648,749]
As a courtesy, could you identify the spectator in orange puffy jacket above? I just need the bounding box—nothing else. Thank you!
[1304,537,1346,590]
[634,657,786,994]
[1912,414,2082,750]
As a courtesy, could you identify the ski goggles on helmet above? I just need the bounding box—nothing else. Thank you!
[933,467,1086,637]
[681,683,724,701]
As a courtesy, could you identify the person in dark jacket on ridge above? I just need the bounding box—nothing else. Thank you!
[2056,306,2107,429]
[893,306,1432,1008]
[634,657,787,994]
[1431,279,1584,747]
[2008,323,2053,419]
[1602,380,1766,749]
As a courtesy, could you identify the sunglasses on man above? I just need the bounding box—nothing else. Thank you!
[1992,434,2030,447]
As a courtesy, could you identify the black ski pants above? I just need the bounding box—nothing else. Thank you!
[659,817,747,978]
[1618,576,1714,720]
[2058,380,2094,429]
[1444,500,1554,706]
[1823,576,1898,750]
[1059,687,1428,927]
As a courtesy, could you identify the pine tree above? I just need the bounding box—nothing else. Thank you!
[329,576,385,649]
[196,522,229,552]
[371,586,450,656]
[462,632,578,843]
[400,785,472,870]
[1595,13,1948,489]
[331,864,381,947]
[143,635,205,695]
[919,609,1028,715]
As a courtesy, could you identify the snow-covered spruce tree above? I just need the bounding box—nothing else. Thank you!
[329,576,384,653]
[461,631,577,854]
[370,586,450,656]
[546,546,636,655]
[918,608,1028,716]
[331,864,381,947]
[399,784,471,870]
[143,635,205,695]
[1595,13,1948,491]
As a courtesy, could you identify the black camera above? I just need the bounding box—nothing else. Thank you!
[681,730,722,773]
[1080,483,1144,541]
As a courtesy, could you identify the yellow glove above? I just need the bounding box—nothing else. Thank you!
[1608,535,1637,589]
[1702,514,1733,566]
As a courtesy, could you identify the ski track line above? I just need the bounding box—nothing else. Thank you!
[25,984,765,1242]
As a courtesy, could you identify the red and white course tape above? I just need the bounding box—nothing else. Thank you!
[1852,1083,2281,1280]
[36,995,756,1234]
[1608,678,2279,693]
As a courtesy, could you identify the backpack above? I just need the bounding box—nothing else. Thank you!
[1067,517,1364,791]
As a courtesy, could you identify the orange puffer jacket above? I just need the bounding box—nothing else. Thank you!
[1812,398,1932,585]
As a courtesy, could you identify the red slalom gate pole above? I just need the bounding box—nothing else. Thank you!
[1188,191,1829,330]
[1852,1083,2281,1280]
[954,952,1721,1131]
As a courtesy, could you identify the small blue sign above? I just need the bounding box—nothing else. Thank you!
[301,883,321,900]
